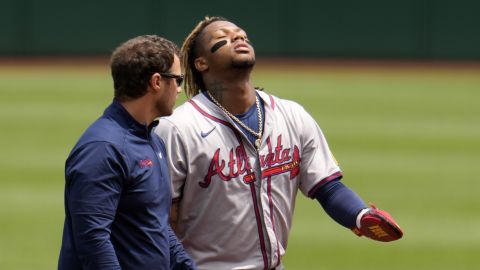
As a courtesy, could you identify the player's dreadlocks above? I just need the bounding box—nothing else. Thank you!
[181,16,227,98]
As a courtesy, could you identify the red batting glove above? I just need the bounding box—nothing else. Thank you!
[352,204,403,242]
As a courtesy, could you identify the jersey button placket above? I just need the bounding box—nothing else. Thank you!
[257,102,280,268]
[253,146,276,269]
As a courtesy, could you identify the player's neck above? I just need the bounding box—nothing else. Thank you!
[203,66,257,114]
[206,80,256,115]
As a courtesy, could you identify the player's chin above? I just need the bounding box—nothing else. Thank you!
[231,56,255,69]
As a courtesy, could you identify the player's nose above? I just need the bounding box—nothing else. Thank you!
[232,33,246,42]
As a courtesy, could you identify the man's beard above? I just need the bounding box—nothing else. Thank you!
[231,56,256,69]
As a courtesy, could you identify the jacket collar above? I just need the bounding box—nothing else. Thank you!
[104,99,159,137]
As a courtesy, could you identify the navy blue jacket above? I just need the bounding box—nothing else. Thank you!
[58,100,196,270]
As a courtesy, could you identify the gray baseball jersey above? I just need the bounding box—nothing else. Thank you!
[155,90,342,270]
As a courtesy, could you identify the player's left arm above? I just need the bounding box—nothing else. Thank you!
[294,104,403,242]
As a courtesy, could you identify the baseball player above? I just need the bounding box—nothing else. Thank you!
[155,17,403,270]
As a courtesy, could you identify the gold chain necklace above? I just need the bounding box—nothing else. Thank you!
[206,91,263,150]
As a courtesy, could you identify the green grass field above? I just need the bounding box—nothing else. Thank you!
[1,60,479,269]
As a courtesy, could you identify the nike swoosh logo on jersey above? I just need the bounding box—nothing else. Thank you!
[201,126,216,138]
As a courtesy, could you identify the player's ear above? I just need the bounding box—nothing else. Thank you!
[194,57,208,72]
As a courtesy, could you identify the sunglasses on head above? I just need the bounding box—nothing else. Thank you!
[160,72,184,87]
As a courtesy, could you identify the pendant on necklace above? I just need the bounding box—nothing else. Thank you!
[255,138,261,149]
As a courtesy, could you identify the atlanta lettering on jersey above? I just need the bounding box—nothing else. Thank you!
[199,135,301,188]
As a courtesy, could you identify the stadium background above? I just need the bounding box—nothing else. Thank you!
[1,0,479,269]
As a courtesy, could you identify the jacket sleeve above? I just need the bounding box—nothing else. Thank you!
[65,142,126,270]
[168,225,197,270]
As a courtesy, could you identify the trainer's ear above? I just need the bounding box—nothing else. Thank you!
[194,57,208,72]
[149,73,162,92]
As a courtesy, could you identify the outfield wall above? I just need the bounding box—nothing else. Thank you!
[1,0,479,59]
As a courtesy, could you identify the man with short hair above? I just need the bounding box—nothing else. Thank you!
[156,17,403,270]
[58,35,196,270]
